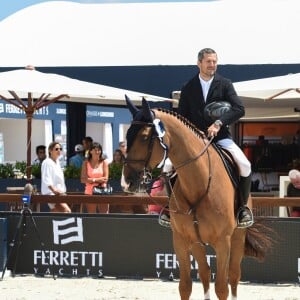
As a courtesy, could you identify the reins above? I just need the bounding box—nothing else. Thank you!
[164,135,214,212]
[173,136,214,171]
[161,132,214,247]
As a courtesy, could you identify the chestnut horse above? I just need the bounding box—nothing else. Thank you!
[123,97,272,300]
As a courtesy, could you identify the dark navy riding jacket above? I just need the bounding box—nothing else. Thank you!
[177,73,244,142]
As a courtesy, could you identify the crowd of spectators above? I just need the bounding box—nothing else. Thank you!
[26,138,300,218]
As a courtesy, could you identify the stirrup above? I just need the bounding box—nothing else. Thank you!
[236,206,254,228]
[158,213,171,228]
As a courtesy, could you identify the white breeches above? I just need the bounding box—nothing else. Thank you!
[217,138,251,177]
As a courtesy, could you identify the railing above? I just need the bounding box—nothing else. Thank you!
[0,193,167,206]
[0,193,299,212]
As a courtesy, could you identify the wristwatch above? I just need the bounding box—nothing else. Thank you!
[214,120,223,127]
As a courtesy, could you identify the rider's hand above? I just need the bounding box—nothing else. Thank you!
[207,123,221,138]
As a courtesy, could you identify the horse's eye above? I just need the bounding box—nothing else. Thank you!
[141,135,148,142]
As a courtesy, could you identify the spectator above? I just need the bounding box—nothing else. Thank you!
[80,142,109,213]
[287,169,300,217]
[69,144,84,168]
[32,145,46,165]
[82,136,93,160]
[149,158,174,227]
[108,149,126,213]
[41,142,71,213]
[82,136,108,160]
[110,149,125,167]
[119,141,127,157]
[148,175,167,215]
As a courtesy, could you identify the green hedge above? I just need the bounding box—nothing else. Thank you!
[0,161,162,180]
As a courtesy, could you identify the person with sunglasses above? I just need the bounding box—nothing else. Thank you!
[80,142,109,213]
[41,142,71,213]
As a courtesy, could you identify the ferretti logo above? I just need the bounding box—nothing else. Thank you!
[33,217,103,277]
[155,253,216,280]
[52,217,83,245]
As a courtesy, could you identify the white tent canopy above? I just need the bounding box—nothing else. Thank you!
[233,73,300,101]
[0,68,176,178]
[233,73,300,121]
[0,69,176,106]
[0,0,299,67]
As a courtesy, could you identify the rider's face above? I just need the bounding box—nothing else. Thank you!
[198,53,218,79]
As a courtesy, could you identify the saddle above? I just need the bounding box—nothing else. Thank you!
[213,143,239,189]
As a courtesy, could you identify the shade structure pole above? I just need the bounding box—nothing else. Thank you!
[26,112,33,182]
[26,92,35,183]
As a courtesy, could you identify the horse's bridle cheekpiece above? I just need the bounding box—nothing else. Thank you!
[124,95,169,185]
[126,117,169,185]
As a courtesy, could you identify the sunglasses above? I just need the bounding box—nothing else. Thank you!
[55,147,62,151]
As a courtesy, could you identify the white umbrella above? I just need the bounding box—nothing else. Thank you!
[233,73,300,121]
[234,73,300,100]
[0,68,176,105]
[0,68,176,180]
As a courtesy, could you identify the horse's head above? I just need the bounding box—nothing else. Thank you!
[122,95,168,193]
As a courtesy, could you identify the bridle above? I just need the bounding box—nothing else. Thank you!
[124,120,168,185]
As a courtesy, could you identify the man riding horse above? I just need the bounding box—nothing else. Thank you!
[177,48,253,228]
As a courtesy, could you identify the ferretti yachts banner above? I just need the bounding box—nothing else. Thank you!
[2,214,300,283]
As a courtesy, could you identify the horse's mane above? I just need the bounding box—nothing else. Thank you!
[156,107,207,140]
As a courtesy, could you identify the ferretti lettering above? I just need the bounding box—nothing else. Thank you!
[155,253,216,270]
[33,267,103,277]
[34,250,103,267]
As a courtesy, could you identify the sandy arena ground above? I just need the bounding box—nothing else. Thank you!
[0,275,299,300]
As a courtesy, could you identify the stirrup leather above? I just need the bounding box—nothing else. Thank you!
[236,206,254,228]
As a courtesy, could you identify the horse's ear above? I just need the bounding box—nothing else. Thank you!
[125,94,139,117]
[142,98,154,121]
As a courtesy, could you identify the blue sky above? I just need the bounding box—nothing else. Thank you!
[0,0,210,21]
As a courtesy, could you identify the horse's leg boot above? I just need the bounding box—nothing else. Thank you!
[237,174,254,228]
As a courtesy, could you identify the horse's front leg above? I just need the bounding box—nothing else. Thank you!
[191,243,211,299]
[173,230,192,300]
[214,235,231,300]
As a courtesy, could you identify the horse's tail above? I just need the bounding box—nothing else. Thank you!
[244,219,276,262]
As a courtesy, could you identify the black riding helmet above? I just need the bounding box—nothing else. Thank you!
[203,101,232,123]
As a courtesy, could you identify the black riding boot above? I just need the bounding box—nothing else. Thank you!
[237,174,254,228]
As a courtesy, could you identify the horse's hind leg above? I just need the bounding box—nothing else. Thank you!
[191,244,211,299]
[173,231,192,300]
[229,228,246,300]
